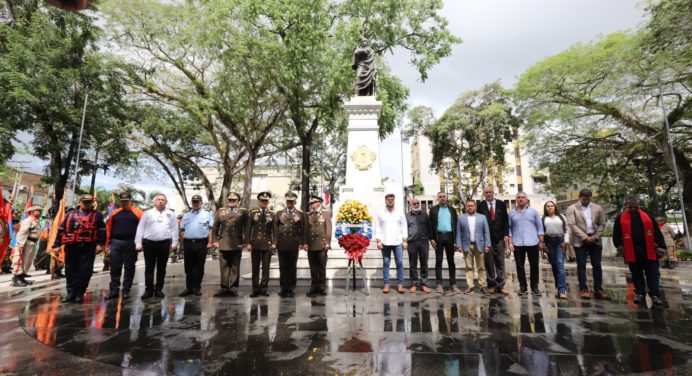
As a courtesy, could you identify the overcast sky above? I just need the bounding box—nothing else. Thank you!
[380,0,646,186]
[13,0,647,198]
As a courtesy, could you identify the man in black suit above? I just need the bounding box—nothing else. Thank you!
[477,186,510,295]
[429,192,460,294]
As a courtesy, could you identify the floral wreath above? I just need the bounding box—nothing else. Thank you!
[335,200,372,261]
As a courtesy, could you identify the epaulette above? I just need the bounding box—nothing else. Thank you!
[238,207,247,212]
[249,208,260,213]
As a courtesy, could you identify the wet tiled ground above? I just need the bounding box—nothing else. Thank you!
[0,258,691,375]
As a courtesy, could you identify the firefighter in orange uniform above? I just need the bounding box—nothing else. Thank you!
[52,194,106,303]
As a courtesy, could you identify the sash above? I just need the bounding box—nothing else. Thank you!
[620,209,656,263]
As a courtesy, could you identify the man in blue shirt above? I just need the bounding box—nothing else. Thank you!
[428,192,460,294]
[179,195,214,297]
[508,192,545,297]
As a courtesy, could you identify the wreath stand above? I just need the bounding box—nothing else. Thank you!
[345,257,369,296]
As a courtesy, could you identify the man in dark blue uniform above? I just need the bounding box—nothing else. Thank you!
[52,194,106,303]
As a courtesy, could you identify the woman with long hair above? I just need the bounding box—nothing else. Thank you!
[542,201,570,299]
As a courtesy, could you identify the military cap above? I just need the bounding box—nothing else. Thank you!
[79,193,94,202]
[285,191,298,201]
[25,205,43,213]
[309,196,323,204]
[227,192,240,200]
[118,191,133,201]
[191,194,203,202]
[257,191,272,201]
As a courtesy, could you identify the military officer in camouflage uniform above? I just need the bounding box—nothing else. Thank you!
[275,192,307,298]
[211,192,248,297]
[245,192,277,297]
[306,196,332,296]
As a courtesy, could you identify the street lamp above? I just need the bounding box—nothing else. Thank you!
[89,138,114,194]
[633,149,663,216]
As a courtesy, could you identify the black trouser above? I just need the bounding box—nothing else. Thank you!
[251,249,272,293]
[485,239,506,289]
[628,251,661,297]
[514,245,539,291]
[183,238,208,290]
[219,250,242,293]
[278,250,299,292]
[308,250,328,292]
[64,243,97,297]
[143,239,171,291]
[109,238,137,294]
[434,233,456,286]
[408,240,429,287]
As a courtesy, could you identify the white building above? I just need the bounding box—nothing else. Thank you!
[410,130,553,212]
[172,164,303,213]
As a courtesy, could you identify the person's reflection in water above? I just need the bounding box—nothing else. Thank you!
[483,298,514,374]
[376,335,411,375]
[553,300,580,376]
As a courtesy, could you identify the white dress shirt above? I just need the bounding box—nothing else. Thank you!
[135,207,179,249]
[468,213,477,242]
[580,203,594,234]
[374,207,408,246]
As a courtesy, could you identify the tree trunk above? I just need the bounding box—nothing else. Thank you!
[300,137,311,212]
[241,148,256,208]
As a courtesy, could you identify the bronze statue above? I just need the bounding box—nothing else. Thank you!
[352,38,376,96]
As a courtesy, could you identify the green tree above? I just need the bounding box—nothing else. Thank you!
[0,1,133,204]
[425,81,518,202]
[403,105,435,142]
[514,26,691,220]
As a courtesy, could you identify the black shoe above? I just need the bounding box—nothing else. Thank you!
[122,291,130,299]
[633,294,645,304]
[531,289,542,297]
[279,291,289,298]
[19,273,30,278]
[214,290,231,297]
[250,292,260,297]
[288,290,296,298]
[318,290,327,296]
[262,290,270,297]
[154,289,165,298]
[651,296,663,306]
[141,290,154,299]
[193,288,202,296]
[11,277,28,287]
[179,289,193,297]
[518,288,528,296]
[75,296,84,303]
[104,292,119,300]
[62,295,76,303]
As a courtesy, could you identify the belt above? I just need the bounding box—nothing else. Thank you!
[184,238,208,243]
[27,237,38,242]
[144,239,172,244]
[112,236,135,241]
[545,234,564,238]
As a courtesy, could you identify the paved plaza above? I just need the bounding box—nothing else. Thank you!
[0,257,690,375]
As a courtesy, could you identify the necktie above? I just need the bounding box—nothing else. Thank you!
[261,209,266,223]
[490,202,495,221]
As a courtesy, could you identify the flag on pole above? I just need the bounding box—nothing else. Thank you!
[106,193,115,219]
[47,196,66,251]
[22,186,34,220]
[323,186,330,206]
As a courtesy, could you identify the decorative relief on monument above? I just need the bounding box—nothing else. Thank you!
[350,145,376,171]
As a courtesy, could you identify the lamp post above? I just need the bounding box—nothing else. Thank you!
[634,149,663,216]
[89,138,114,194]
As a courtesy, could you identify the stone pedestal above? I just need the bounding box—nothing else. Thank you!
[338,96,385,214]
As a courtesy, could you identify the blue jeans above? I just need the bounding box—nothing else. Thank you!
[545,236,566,294]
[381,244,404,285]
[575,242,603,292]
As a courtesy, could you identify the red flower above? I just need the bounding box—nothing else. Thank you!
[338,234,369,261]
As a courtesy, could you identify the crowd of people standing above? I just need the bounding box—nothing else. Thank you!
[3,185,682,309]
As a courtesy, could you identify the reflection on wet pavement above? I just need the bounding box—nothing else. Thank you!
[2,262,692,375]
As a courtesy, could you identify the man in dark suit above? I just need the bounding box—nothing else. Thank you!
[477,186,510,295]
[428,192,460,294]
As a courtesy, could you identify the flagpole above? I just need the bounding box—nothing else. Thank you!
[70,93,89,206]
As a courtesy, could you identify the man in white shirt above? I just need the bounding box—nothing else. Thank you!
[135,194,179,299]
[455,200,492,295]
[374,194,408,294]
